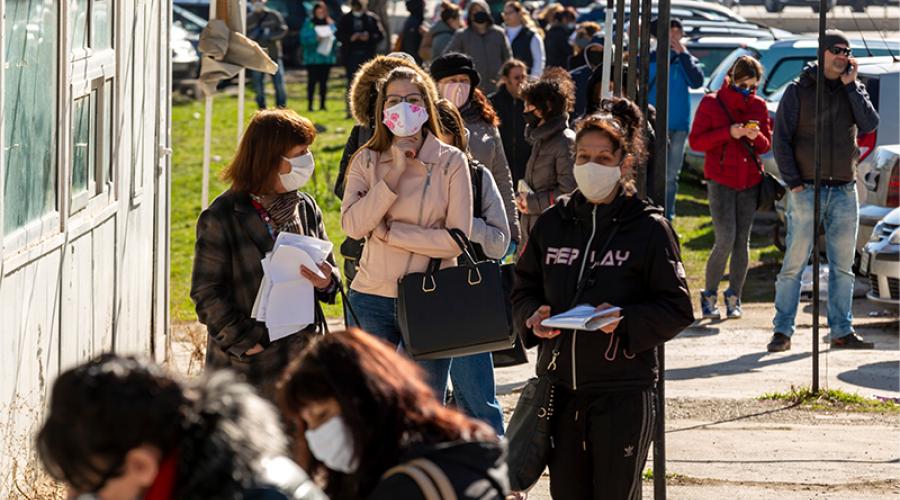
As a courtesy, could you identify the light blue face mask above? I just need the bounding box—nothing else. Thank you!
[731,84,754,97]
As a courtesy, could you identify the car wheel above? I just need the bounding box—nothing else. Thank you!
[765,0,785,12]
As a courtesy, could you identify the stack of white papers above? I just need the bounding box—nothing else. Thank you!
[251,233,334,341]
[541,304,623,331]
[315,25,335,56]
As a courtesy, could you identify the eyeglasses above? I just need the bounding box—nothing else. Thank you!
[828,46,852,56]
[385,93,424,107]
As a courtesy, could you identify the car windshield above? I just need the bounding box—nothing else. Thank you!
[689,46,743,84]
[707,47,760,91]
[764,56,815,95]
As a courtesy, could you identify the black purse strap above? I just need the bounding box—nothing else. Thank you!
[714,93,763,174]
[546,224,621,369]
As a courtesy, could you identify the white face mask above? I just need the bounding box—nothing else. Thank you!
[439,82,471,109]
[574,161,621,202]
[383,101,429,138]
[305,416,358,473]
[279,151,315,192]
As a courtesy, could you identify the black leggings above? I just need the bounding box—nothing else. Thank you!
[306,64,331,110]
[548,387,656,500]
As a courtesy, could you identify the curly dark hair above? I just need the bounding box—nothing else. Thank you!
[521,67,575,118]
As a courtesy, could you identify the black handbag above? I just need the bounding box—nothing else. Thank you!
[714,94,785,211]
[506,226,620,492]
[397,229,514,360]
[493,263,529,367]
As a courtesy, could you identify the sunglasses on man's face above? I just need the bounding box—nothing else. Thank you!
[828,46,852,56]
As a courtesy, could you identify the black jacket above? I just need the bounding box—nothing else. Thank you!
[773,63,879,189]
[511,191,694,391]
[489,85,531,185]
[336,11,385,59]
[367,441,509,499]
[545,24,574,69]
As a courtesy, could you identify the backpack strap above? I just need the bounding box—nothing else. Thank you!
[470,164,484,219]
[382,458,458,500]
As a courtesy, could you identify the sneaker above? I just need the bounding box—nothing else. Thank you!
[831,333,875,349]
[700,290,720,319]
[767,333,792,352]
[724,290,742,318]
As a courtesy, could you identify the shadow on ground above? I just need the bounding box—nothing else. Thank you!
[666,351,812,380]
[837,361,900,392]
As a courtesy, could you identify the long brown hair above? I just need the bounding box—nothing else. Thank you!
[278,329,495,498]
[360,67,443,154]
[469,87,501,126]
[221,109,317,193]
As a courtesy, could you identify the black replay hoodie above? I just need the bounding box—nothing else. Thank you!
[511,190,695,391]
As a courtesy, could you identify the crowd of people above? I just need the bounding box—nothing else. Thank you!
[35,2,881,496]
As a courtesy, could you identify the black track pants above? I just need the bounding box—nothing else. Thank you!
[548,388,656,500]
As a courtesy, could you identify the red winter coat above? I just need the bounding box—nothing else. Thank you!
[689,80,772,191]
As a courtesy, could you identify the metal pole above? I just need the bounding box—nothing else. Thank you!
[653,1,671,497]
[627,0,641,101]
[635,0,652,200]
[201,0,218,210]
[613,0,626,95]
[638,0,652,112]
[601,0,615,98]
[812,0,827,394]
[237,0,247,142]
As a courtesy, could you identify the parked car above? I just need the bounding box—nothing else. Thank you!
[683,39,900,181]
[860,207,900,304]
[857,144,900,253]
[172,24,201,88]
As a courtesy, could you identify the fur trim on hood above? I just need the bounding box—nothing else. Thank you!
[348,55,439,126]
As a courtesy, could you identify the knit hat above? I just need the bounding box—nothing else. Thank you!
[823,29,851,49]
[429,52,481,88]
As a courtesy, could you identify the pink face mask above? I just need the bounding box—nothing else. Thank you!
[383,102,429,137]
[439,82,471,109]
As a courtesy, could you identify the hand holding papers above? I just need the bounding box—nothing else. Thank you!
[541,304,623,332]
[252,234,335,342]
[314,25,335,56]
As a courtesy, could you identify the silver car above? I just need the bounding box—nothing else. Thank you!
[859,207,900,304]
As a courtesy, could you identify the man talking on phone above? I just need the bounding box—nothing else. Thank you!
[767,29,879,353]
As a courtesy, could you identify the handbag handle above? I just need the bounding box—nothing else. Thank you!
[714,94,763,174]
[419,228,483,293]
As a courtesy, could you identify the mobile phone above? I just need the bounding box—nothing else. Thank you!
[744,120,760,130]
[844,62,855,75]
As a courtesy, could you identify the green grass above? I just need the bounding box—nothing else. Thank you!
[170,72,780,322]
[760,386,900,412]
[171,76,353,323]
[671,180,781,305]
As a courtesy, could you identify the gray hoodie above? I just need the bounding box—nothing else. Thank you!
[442,0,511,93]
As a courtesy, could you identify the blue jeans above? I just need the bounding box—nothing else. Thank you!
[347,290,451,401]
[449,353,505,436]
[250,59,287,109]
[773,182,858,338]
[665,129,689,220]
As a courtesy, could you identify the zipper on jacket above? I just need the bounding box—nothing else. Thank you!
[402,165,434,276]
[571,205,598,391]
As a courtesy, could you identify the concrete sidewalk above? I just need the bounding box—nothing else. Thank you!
[497,299,900,499]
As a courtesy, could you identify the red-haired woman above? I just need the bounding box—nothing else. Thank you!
[511,98,694,498]
[278,329,509,499]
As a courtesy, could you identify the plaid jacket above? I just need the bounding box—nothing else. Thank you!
[191,189,338,399]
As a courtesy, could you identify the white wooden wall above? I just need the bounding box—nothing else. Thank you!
[0,0,171,493]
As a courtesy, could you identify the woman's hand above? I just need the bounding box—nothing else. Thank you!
[745,127,760,141]
[515,192,529,214]
[245,343,265,356]
[300,261,335,291]
[729,123,746,140]
[526,305,560,339]
[594,302,623,334]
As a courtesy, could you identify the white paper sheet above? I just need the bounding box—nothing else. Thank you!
[268,246,325,282]
[314,25,335,56]
[541,305,623,331]
[266,280,315,328]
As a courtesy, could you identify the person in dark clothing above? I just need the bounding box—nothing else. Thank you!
[247,0,289,109]
[36,354,326,500]
[278,329,510,499]
[511,97,694,500]
[191,110,339,402]
[647,17,705,220]
[568,21,601,70]
[300,2,337,112]
[768,30,880,353]
[570,38,605,119]
[398,0,426,64]
[337,0,385,116]
[543,6,575,69]
[490,59,531,186]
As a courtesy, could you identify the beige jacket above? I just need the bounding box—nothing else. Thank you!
[341,132,473,298]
